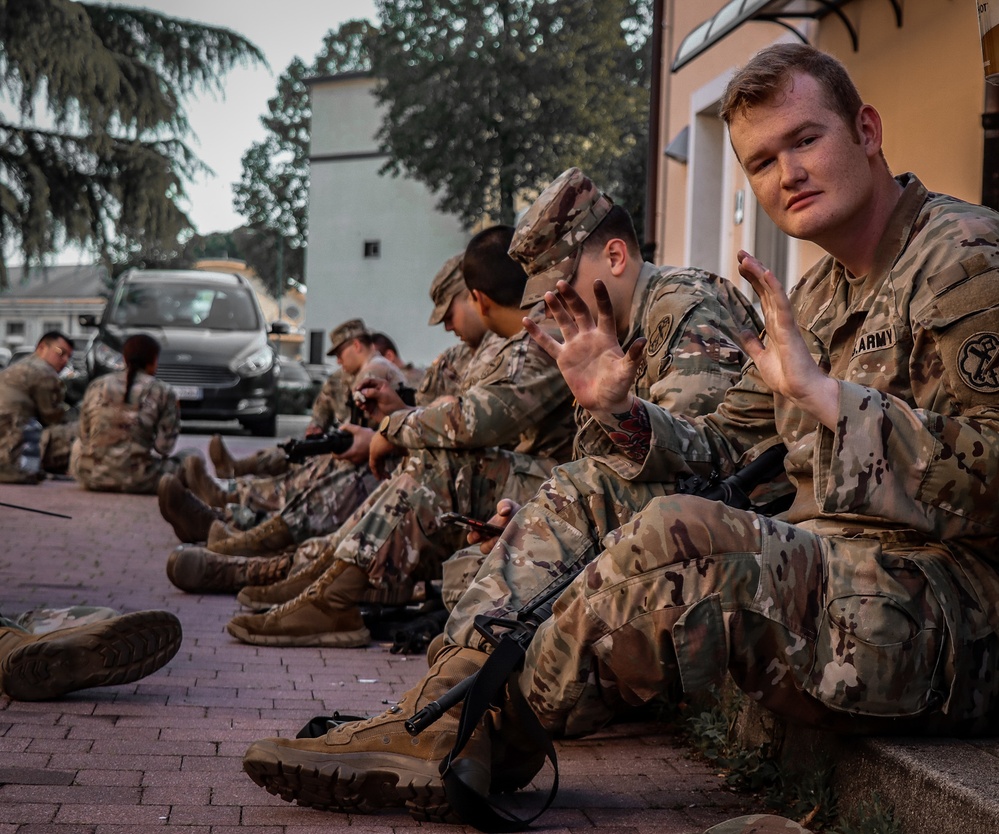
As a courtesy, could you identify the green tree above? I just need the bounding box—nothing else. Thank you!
[369,0,653,230]
[232,19,373,292]
[0,0,263,288]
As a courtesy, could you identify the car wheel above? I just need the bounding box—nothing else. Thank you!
[243,412,277,437]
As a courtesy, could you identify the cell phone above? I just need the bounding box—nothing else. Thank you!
[438,512,505,538]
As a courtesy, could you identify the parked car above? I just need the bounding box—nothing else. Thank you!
[275,355,314,415]
[80,269,281,436]
[304,361,337,404]
[0,346,11,369]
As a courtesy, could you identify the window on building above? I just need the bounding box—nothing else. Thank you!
[363,240,381,258]
[6,322,25,338]
[42,321,62,334]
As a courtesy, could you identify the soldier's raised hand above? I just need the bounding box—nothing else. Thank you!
[524,279,645,421]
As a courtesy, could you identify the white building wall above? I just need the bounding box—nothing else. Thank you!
[304,75,470,367]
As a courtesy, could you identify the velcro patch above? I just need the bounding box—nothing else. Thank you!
[852,327,897,357]
[645,314,674,356]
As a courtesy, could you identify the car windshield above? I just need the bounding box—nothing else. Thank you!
[111,283,259,331]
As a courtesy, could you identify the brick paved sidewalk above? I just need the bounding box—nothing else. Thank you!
[0,435,767,833]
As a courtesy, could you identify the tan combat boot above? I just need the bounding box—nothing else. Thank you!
[0,610,182,701]
[182,456,235,508]
[206,516,293,557]
[157,474,224,543]
[226,560,371,647]
[242,644,491,821]
[235,543,340,611]
[166,545,293,594]
[210,434,288,478]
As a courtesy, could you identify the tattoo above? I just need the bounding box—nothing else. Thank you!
[604,400,652,462]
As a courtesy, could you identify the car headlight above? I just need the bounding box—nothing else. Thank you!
[94,342,125,371]
[234,346,274,376]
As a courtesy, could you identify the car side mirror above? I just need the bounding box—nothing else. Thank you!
[79,314,98,328]
[269,321,291,335]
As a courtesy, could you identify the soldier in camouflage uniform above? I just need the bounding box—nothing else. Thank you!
[438,167,762,610]
[71,334,195,493]
[165,261,477,592]
[0,605,182,701]
[372,331,428,390]
[240,44,999,825]
[224,226,576,647]
[159,317,408,551]
[0,331,77,483]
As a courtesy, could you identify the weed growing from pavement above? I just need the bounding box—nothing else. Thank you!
[677,685,901,833]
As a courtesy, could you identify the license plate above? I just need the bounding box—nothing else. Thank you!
[173,386,203,401]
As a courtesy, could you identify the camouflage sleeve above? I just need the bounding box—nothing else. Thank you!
[152,384,181,457]
[415,343,472,405]
[815,268,999,539]
[33,369,67,426]
[383,330,570,451]
[309,369,351,432]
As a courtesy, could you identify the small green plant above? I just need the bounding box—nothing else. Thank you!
[827,792,901,834]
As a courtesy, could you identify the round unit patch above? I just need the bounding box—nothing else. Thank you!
[958,332,999,393]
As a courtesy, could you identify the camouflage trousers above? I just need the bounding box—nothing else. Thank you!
[0,415,78,482]
[0,605,119,634]
[446,458,999,738]
[230,453,323,514]
[297,447,558,587]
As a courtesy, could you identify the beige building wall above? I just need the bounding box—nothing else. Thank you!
[656,0,989,292]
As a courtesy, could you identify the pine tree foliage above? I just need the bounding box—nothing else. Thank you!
[369,0,652,228]
[232,19,373,290]
[0,0,264,287]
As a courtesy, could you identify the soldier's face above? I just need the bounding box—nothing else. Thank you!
[334,340,363,374]
[728,72,881,250]
[444,293,487,348]
[38,338,72,372]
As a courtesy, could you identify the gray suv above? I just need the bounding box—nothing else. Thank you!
[81,269,280,436]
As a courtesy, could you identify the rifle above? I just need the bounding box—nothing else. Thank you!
[278,429,353,464]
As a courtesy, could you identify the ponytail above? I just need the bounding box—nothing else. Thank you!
[121,334,161,404]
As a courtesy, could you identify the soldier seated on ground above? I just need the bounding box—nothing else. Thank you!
[70,334,198,494]
[371,331,427,391]
[157,317,408,551]
[235,43,999,830]
[0,330,78,483]
[211,225,578,649]
[0,605,182,701]
[161,256,476,596]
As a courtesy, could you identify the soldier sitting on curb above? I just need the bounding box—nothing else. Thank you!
[236,43,999,829]
[0,330,78,483]
[157,317,408,552]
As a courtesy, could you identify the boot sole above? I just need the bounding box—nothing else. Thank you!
[225,622,371,648]
[1,610,183,701]
[243,741,459,821]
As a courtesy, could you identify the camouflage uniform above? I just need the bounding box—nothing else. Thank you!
[451,175,999,739]
[70,370,189,493]
[284,306,575,588]
[0,605,119,634]
[231,352,408,541]
[441,261,761,608]
[0,355,76,483]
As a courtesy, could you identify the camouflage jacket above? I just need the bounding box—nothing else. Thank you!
[71,370,180,492]
[380,304,575,462]
[619,175,999,643]
[308,354,407,432]
[0,355,68,473]
[415,342,475,405]
[575,261,761,461]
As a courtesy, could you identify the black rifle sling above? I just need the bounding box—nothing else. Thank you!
[440,635,558,832]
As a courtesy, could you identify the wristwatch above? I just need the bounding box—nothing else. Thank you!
[378,414,392,438]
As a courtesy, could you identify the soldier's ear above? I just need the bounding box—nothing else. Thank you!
[469,289,490,317]
[605,238,629,277]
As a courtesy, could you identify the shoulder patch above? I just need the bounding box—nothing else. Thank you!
[645,314,674,356]
[957,332,999,393]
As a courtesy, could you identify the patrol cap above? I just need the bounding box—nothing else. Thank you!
[509,167,614,308]
[326,318,368,356]
[427,253,465,326]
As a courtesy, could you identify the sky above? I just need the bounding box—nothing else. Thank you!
[106,0,379,235]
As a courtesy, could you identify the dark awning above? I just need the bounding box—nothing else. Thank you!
[671,0,902,73]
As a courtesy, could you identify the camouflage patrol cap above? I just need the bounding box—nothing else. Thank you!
[510,167,614,308]
[327,318,368,356]
[428,253,465,326]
